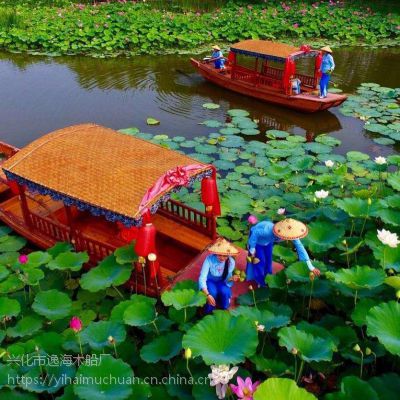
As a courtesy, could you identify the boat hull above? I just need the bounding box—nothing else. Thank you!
[190,59,347,113]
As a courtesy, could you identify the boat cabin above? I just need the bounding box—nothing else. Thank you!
[0,124,221,296]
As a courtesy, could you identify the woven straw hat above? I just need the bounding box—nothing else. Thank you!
[208,238,239,256]
[273,218,308,240]
[212,45,221,51]
[321,46,333,53]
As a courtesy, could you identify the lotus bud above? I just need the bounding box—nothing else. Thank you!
[35,346,39,352]
[254,321,259,326]
[108,336,115,344]
[249,285,254,291]
[342,239,347,245]
[286,279,291,285]
[367,198,372,205]
[313,197,317,203]
[184,348,192,359]
[353,344,361,352]
[138,256,146,264]
[291,348,298,355]
[148,253,157,262]
[365,347,372,356]
[309,272,315,281]
[396,290,400,300]
[388,269,395,275]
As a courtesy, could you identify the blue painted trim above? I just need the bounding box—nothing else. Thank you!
[3,169,212,228]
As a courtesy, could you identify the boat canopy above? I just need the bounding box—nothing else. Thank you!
[2,124,213,227]
[230,40,319,62]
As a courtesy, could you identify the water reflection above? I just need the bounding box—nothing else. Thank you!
[0,47,399,154]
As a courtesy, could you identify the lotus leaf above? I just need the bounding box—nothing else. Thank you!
[303,142,332,154]
[182,311,258,365]
[114,244,137,264]
[351,298,379,327]
[254,378,317,400]
[387,173,400,191]
[202,102,220,109]
[336,198,380,217]
[146,117,160,125]
[46,251,88,272]
[384,276,400,290]
[346,151,370,162]
[0,236,26,252]
[79,255,131,292]
[7,315,43,338]
[369,373,400,400]
[228,109,249,117]
[179,140,197,148]
[118,127,140,135]
[249,175,275,186]
[0,266,8,281]
[194,144,216,154]
[188,153,213,163]
[241,128,260,136]
[278,326,334,362]
[373,137,395,145]
[251,355,292,376]
[47,242,73,258]
[0,275,25,294]
[140,331,182,363]
[325,376,379,400]
[285,262,313,283]
[366,301,400,355]
[302,220,344,252]
[123,301,156,327]
[0,226,11,238]
[74,355,133,400]
[161,288,206,310]
[266,130,289,139]
[0,297,20,319]
[315,135,341,146]
[219,127,240,135]
[267,164,291,180]
[217,226,242,241]
[81,321,126,350]
[221,191,253,216]
[32,289,72,320]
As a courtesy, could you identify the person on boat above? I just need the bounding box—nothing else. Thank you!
[290,75,301,95]
[246,216,321,287]
[209,45,226,70]
[199,237,239,313]
[319,46,335,99]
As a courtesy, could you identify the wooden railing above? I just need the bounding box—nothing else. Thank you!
[0,141,19,159]
[263,66,284,80]
[30,213,71,243]
[159,199,216,239]
[231,66,258,85]
[295,73,316,88]
[72,230,115,265]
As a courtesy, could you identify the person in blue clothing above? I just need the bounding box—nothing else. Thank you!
[246,216,321,287]
[210,45,226,70]
[199,237,239,314]
[319,46,335,99]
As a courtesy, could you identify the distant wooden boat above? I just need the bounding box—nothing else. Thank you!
[0,125,224,296]
[191,40,347,113]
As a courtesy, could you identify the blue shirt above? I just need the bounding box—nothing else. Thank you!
[247,220,314,271]
[320,53,335,74]
[199,254,235,290]
[211,50,225,69]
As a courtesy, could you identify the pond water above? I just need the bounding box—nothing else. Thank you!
[0,47,399,155]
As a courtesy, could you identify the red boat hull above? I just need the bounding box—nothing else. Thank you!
[191,59,347,113]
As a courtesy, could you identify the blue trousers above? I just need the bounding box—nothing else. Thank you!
[319,73,330,97]
[246,243,273,287]
[204,278,231,314]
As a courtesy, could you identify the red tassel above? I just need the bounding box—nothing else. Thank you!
[135,223,156,257]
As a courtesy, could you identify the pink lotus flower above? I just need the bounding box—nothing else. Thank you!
[70,317,83,333]
[247,215,258,225]
[293,23,299,28]
[230,377,260,400]
[18,254,28,264]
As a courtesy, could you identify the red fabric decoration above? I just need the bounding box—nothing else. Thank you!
[227,51,236,65]
[300,44,311,52]
[314,52,323,80]
[119,226,139,242]
[283,57,296,94]
[201,177,216,207]
[135,223,156,257]
[7,180,20,195]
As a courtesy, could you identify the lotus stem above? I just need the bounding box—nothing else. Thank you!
[77,333,83,356]
[294,354,298,380]
[354,290,358,306]
[296,359,305,383]
[307,279,314,321]
[383,247,386,270]
[113,342,118,358]
[152,320,160,336]
[350,220,355,237]
[359,203,370,238]
[359,350,364,378]
[184,308,187,323]
[186,358,193,379]
[112,285,124,300]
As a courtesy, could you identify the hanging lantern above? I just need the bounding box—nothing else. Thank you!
[201,177,217,212]
[135,223,156,257]
[147,253,160,281]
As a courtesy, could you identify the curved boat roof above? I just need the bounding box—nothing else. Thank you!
[2,124,211,226]
[231,40,319,61]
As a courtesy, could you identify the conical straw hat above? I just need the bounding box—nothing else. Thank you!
[212,45,221,51]
[273,218,308,240]
[208,237,239,256]
[321,46,333,53]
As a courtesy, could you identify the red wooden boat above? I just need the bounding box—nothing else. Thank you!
[191,40,347,113]
[0,125,226,296]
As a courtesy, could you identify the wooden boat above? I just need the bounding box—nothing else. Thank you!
[191,40,347,113]
[0,124,224,296]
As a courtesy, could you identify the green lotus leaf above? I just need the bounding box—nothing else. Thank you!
[136,132,153,140]
[385,276,400,290]
[119,127,140,136]
[267,164,291,180]
[273,245,297,264]
[152,134,170,141]
[326,266,385,291]
[202,120,222,128]
[228,109,249,117]
[388,155,400,165]
[194,144,216,155]
[278,326,334,362]
[47,242,73,258]
[114,244,137,264]
[74,355,133,400]
[217,225,242,241]
[0,274,25,294]
[336,198,380,217]
[0,297,20,319]
[0,226,12,238]
[182,311,258,365]
[241,128,260,136]
[123,301,156,327]
[0,266,8,281]
[81,321,126,350]
[325,376,379,400]
[351,298,379,327]
[234,165,257,175]
[46,251,88,272]
[315,135,341,146]
[219,127,240,135]
[7,315,43,338]
[0,236,26,252]
[80,255,131,292]
[366,301,400,355]
[171,280,198,292]
[369,373,400,400]
[221,191,253,216]
[265,148,293,158]
[0,364,18,390]
[161,288,206,310]
[250,355,292,376]
[214,159,236,171]
[287,135,306,143]
[346,151,370,162]
[249,175,275,186]
[18,251,51,269]
[303,142,332,154]
[375,208,400,226]
[179,139,197,147]
[32,289,72,320]
[289,156,315,171]
[188,153,213,163]
[296,321,338,349]
[302,220,345,252]
[373,137,395,145]
[387,173,400,191]
[140,331,182,363]
[266,130,289,139]
[285,262,312,283]
[146,117,160,126]
[254,378,317,400]
[202,102,220,109]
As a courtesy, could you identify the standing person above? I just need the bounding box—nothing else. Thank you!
[199,238,239,314]
[319,46,335,99]
[246,216,321,287]
[210,45,226,70]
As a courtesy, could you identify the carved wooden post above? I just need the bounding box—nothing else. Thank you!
[17,184,32,228]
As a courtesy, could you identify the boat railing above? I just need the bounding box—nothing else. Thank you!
[159,199,216,239]
[294,73,317,89]
[72,230,115,265]
[30,213,71,243]
[263,66,284,80]
[231,66,258,85]
[0,141,19,159]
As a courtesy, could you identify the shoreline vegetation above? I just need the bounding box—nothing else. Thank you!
[0,1,398,58]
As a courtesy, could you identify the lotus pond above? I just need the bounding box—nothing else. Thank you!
[1,91,400,399]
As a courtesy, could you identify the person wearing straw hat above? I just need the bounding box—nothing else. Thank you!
[209,45,226,70]
[246,217,320,287]
[319,46,335,99]
[199,237,239,313]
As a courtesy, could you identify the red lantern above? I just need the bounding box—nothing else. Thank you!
[314,52,323,81]
[227,51,236,65]
[135,223,156,257]
[201,177,217,208]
